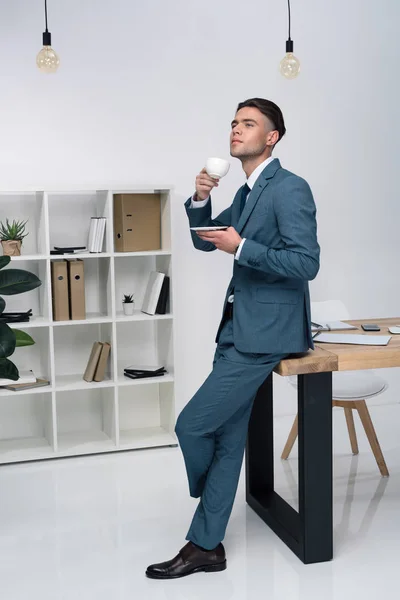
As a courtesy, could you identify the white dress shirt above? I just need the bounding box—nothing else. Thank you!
[191,156,277,303]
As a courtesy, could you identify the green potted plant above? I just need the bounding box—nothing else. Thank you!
[0,219,28,257]
[122,293,134,315]
[0,256,41,380]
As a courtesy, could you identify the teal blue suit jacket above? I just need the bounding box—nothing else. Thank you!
[184,159,320,354]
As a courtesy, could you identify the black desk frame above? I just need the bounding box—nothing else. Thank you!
[246,371,333,564]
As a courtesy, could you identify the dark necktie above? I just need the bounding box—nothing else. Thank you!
[239,183,250,216]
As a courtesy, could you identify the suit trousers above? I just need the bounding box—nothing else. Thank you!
[174,306,290,550]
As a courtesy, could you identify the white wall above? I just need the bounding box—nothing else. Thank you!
[0,0,398,419]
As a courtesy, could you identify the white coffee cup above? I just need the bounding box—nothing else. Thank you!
[205,157,230,179]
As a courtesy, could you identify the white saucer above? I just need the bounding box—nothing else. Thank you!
[190,226,228,231]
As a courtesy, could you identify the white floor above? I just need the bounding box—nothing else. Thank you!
[1,403,400,600]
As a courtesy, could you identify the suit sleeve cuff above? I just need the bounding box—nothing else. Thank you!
[234,238,246,260]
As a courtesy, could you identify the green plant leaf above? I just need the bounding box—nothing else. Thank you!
[0,269,41,295]
[14,329,35,347]
[0,219,28,241]
[0,256,11,270]
[0,297,5,315]
[0,322,16,358]
[0,358,19,380]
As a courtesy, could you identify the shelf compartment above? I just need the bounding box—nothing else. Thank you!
[56,387,116,453]
[0,192,48,255]
[8,325,52,383]
[114,253,172,318]
[50,256,112,322]
[115,319,174,380]
[0,392,54,463]
[118,381,176,449]
[47,190,109,253]
[53,322,114,387]
[111,190,171,253]
[83,257,112,319]
[1,259,49,321]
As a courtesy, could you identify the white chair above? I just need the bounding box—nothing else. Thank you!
[281,300,389,477]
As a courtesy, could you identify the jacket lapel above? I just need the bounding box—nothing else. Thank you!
[235,159,281,234]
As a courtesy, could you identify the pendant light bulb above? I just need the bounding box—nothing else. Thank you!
[280,41,300,79]
[37,1,59,73]
[36,42,60,74]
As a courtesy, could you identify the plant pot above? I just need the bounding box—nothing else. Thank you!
[122,302,134,316]
[1,240,22,256]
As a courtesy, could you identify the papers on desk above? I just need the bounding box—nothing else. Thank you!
[313,333,392,346]
[311,320,358,332]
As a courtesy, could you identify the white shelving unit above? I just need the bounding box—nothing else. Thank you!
[0,188,177,464]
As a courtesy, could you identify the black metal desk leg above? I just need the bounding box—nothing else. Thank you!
[246,373,274,495]
[298,371,333,563]
[246,371,333,564]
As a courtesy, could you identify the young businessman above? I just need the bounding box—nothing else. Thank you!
[146,98,320,579]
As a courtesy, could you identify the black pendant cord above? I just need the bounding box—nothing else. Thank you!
[45,0,48,32]
[286,0,294,53]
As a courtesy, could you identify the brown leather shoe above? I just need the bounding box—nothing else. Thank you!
[146,541,227,579]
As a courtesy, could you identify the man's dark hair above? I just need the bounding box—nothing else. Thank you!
[236,98,286,145]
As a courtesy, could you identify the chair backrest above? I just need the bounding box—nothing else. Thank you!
[311,299,350,322]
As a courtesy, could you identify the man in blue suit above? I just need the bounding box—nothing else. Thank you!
[146,98,320,579]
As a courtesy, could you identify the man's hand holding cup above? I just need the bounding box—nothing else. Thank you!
[194,157,230,201]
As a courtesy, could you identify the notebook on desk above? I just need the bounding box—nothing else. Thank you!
[311,320,358,332]
[313,333,392,346]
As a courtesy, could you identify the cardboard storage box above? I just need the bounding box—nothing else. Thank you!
[113,193,161,252]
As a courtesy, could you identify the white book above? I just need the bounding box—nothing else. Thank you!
[141,272,165,315]
[96,218,106,252]
[93,218,102,253]
[311,320,358,332]
[88,218,99,253]
[0,370,36,386]
[314,333,392,346]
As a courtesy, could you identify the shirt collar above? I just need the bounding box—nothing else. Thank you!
[247,156,277,190]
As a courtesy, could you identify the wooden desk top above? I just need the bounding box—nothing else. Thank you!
[274,317,400,376]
